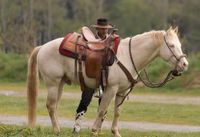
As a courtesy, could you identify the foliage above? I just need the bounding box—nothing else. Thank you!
[0,52,27,82]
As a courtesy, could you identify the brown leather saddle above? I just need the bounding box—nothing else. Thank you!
[59,26,120,90]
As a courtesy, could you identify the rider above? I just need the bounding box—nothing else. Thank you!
[73,18,116,133]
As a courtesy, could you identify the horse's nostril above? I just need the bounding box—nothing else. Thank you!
[183,62,188,68]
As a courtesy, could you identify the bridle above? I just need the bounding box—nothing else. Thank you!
[128,32,187,88]
[163,35,187,70]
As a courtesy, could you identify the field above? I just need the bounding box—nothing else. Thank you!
[0,53,200,136]
[1,92,200,125]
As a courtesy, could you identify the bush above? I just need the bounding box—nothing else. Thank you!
[0,52,28,82]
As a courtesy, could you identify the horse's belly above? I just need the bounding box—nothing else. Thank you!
[63,58,96,89]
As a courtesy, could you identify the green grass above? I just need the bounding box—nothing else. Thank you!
[1,95,200,125]
[0,125,200,137]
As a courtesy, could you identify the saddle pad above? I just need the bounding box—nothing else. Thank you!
[59,33,85,59]
[59,33,75,58]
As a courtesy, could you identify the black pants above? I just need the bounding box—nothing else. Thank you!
[76,87,102,113]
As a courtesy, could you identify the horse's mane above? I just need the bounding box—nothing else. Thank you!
[130,30,166,46]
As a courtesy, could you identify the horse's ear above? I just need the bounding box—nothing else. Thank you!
[167,26,172,34]
[174,26,178,34]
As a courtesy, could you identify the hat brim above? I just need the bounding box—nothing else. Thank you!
[91,24,113,29]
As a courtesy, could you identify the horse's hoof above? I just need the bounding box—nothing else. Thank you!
[91,131,98,137]
[72,126,81,134]
[53,128,60,135]
[114,134,121,137]
[112,129,121,137]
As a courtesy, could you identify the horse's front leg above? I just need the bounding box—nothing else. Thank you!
[111,93,126,137]
[92,86,117,134]
[95,98,108,132]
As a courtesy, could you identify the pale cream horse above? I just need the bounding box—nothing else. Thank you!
[27,27,188,137]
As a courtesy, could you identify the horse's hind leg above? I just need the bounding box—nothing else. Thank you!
[45,78,62,134]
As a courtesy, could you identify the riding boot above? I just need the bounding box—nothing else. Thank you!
[73,111,85,133]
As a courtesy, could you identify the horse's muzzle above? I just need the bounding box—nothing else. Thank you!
[172,69,182,76]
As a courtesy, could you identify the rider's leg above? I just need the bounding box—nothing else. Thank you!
[73,87,94,133]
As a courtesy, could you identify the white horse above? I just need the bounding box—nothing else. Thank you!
[27,27,188,137]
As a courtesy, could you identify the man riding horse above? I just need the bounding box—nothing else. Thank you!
[73,18,120,133]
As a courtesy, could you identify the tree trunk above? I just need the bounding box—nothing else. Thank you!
[47,0,52,40]
[0,0,8,53]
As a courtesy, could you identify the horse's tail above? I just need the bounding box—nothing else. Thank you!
[27,46,41,127]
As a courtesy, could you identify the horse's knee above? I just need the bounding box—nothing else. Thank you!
[46,101,56,113]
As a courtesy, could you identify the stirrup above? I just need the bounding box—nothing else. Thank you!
[94,87,103,98]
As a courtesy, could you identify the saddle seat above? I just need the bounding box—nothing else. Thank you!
[82,26,99,42]
[82,26,107,51]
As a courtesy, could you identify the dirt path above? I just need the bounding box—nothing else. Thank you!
[0,115,200,133]
[1,90,200,105]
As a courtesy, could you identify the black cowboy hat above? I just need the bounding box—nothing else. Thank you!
[91,18,113,29]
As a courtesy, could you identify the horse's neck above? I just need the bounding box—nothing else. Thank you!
[117,34,161,75]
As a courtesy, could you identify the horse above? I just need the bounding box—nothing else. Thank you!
[27,27,188,137]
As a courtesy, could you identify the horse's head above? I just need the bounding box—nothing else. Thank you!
[159,26,188,75]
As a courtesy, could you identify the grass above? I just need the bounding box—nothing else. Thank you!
[0,125,200,137]
[1,94,200,125]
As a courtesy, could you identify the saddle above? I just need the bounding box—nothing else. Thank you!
[59,26,120,90]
